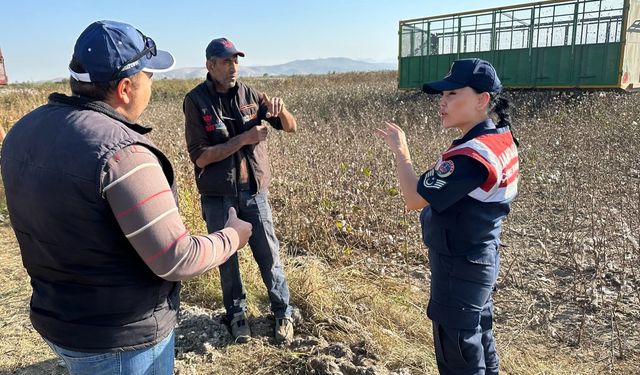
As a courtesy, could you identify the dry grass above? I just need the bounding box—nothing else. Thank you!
[0,225,64,375]
[2,225,636,374]
[1,73,640,374]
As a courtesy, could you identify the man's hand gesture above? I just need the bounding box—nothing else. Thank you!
[261,93,285,118]
[242,124,268,145]
[224,207,252,249]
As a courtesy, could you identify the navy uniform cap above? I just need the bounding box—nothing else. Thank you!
[423,58,502,94]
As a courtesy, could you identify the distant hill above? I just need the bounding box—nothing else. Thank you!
[155,57,396,79]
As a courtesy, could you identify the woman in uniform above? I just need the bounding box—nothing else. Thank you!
[376,58,519,375]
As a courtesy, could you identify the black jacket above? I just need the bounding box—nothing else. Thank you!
[183,77,282,196]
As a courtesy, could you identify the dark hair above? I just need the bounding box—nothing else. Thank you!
[474,89,519,146]
[489,93,511,130]
[68,57,121,101]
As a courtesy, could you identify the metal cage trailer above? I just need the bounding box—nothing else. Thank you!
[398,0,640,90]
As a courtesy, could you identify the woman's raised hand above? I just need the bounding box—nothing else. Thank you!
[375,121,412,162]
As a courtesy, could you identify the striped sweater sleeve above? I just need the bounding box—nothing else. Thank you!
[101,144,240,281]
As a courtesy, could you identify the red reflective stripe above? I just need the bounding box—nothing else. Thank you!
[498,153,519,187]
[115,189,172,219]
[499,169,520,187]
[503,155,518,171]
[443,148,498,192]
[475,132,514,154]
[145,230,189,263]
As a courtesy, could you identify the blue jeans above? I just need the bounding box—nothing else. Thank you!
[44,330,174,375]
[201,191,292,320]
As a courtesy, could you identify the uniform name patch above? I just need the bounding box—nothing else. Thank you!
[423,169,447,189]
[436,160,455,178]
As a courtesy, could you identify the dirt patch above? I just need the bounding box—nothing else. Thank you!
[173,304,410,375]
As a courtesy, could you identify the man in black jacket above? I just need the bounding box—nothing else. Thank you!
[183,37,297,343]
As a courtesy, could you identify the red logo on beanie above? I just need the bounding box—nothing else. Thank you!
[222,39,234,48]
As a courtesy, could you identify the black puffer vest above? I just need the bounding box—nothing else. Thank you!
[0,93,180,352]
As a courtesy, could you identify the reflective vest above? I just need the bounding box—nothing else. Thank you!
[421,129,519,256]
[440,130,519,203]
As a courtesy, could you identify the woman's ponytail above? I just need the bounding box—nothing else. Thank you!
[490,94,519,147]
[492,96,511,129]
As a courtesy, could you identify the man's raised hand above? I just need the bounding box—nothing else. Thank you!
[261,93,285,118]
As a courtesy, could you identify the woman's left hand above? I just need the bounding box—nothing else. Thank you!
[375,121,411,162]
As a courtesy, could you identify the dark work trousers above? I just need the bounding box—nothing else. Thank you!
[428,247,500,375]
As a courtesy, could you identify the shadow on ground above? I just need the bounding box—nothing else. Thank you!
[4,359,66,375]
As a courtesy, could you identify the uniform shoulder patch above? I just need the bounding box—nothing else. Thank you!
[422,169,447,190]
[436,159,455,178]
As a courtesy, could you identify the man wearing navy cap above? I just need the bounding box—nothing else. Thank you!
[1,21,253,375]
[183,37,297,343]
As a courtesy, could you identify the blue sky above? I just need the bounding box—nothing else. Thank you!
[1,0,530,82]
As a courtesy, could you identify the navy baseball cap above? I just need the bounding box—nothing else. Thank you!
[206,38,245,59]
[69,20,175,83]
[422,58,502,94]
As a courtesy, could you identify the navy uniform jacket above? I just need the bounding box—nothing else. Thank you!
[417,119,519,329]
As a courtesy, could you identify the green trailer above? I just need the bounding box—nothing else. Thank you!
[398,0,640,90]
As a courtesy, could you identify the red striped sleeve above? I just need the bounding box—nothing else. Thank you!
[144,230,190,263]
[116,189,172,219]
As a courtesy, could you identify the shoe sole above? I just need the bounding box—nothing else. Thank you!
[234,335,251,344]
